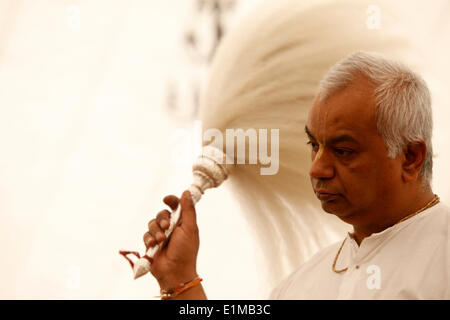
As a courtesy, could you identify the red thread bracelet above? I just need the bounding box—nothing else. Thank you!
[159,276,203,300]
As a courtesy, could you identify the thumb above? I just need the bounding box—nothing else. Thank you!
[179,190,197,232]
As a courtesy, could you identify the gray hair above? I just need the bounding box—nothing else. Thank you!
[317,51,433,185]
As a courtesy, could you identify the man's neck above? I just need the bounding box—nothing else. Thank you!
[351,188,436,246]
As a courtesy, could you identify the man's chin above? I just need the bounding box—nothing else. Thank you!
[320,199,360,225]
[320,198,349,216]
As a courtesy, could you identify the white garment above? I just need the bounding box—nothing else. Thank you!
[270,202,450,299]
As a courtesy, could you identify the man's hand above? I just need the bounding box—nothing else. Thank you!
[143,190,200,291]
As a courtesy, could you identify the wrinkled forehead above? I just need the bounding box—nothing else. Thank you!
[307,81,378,142]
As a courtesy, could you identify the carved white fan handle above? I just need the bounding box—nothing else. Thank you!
[129,145,230,279]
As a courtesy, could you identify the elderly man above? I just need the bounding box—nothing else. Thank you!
[270,52,449,299]
[144,52,450,299]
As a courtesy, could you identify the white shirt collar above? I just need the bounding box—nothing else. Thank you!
[335,202,443,269]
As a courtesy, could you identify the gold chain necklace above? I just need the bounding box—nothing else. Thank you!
[332,194,440,274]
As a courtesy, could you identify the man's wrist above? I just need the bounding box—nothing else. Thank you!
[157,271,199,291]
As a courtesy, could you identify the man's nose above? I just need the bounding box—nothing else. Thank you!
[309,149,335,180]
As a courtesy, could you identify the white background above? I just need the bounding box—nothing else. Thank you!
[0,0,449,299]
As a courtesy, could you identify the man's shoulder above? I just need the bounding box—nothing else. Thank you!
[419,201,450,229]
[434,201,450,215]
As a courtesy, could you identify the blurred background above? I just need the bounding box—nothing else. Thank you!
[0,0,449,299]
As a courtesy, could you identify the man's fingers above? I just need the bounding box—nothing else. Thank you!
[156,210,170,230]
[163,195,179,211]
[144,193,194,249]
[179,190,197,233]
[143,232,156,249]
[147,218,166,243]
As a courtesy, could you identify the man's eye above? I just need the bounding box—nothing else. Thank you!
[334,148,353,156]
[306,141,319,151]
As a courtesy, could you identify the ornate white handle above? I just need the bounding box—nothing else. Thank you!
[121,145,231,279]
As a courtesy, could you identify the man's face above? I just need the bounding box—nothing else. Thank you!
[306,78,402,225]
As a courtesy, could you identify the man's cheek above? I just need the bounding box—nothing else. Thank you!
[338,172,366,198]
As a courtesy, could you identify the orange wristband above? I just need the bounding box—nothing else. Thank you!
[158,276,203,300]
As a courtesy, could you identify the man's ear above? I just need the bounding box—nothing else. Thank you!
[401,140,427,183]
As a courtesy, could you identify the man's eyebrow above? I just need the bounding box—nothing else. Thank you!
[304,126,359,145]
[328,135,359,145]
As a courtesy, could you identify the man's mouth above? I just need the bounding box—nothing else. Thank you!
[314,189,339,201]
